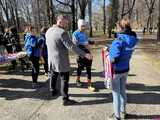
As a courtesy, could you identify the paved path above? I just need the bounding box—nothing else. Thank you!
[0,44,160,120]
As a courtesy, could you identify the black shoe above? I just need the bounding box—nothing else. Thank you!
[108,114,121,120]
[51,90,58,96]
[63,99,78,106]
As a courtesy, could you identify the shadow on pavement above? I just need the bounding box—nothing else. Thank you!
[69,81,106,90]
[0,70,44,76]
[127,92,160,104]
[125,113,160,119]
[0,78,44,89]
[127,83,160,92]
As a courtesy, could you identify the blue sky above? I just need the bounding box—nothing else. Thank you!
[93,0,110,6]
[92,0,110,11]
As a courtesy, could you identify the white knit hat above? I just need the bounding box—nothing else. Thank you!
[78,19,86,29]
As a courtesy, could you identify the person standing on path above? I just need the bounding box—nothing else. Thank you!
[108,18,138,120]
[46,15,93,106]
[38,27,48,76]
[24,26,41,89]
[72,19,95,92]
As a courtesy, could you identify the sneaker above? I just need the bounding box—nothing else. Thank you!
[76,80,82,87]
[108,114,121,120]
[88,85,95,92]
[63,99,78,106]
[121,112,128,119]
[44,73,48,76]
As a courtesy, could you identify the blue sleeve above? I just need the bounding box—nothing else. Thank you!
[109,40,122,62]
[38,37,44,46]
[72,32,79,45]
[30,37,36,47]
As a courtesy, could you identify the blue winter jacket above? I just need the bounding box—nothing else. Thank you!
[38,34,48,57]
[24,33,40,57]
[109,29,138,74]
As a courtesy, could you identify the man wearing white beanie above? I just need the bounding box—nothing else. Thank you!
[78,19,86,30]
[72,19,95,92]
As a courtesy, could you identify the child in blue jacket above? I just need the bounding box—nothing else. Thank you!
[108,18,138,120]
[24,26,41,88]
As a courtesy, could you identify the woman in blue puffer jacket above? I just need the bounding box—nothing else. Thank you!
[108,18,138,120]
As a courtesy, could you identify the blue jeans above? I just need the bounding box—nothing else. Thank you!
[112,72,128,118]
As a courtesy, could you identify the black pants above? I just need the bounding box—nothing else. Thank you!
[30,56,40,83]
[42,56,48,73]
[77,45,92,80]
[49,68,69,100]
[77,57,92,79]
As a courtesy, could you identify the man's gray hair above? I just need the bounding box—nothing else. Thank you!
[57,15,69,21]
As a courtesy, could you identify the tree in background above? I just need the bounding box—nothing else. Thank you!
[46,0,55,25]
[107,0,119,38]
[120,0,136,18]
[88,0,92,37]
[157,0,160,43]
[103,0,106,34]
[55,0,77,32]
[78,0,88,19]
[144,0,156,33]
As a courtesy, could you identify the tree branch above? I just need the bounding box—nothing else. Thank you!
[55,0,71,7]
[121,0,136,17]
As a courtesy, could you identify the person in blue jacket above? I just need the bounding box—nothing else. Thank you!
[108,18,138,120]
[24,26,41,88]
[38,27,48,76]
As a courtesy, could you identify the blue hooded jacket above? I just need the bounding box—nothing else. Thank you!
[38,34,48,57]
[109,29,138,74]
[24,33,40,57]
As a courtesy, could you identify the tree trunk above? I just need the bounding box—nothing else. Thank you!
[88,0,92,37]
[14,0,20,32]
[75,0,78,28]
[78,0,88,19]
[46,0,55,25]
[50,0,55,24]
[71,0,76,32]
[157,0,160,43]
[80,9,85,19]
[37,0,41,30]
[0,0,10,25]
[103,0,106,34]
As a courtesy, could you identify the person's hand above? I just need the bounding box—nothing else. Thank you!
[85,53,93,60]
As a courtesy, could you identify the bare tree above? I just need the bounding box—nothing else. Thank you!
[46,0,55,25]
[107,0,119,38]
[88,0,92,36]
[55,0,77,32]
[145,0,156,33]
[0,0,10,25]
[103,0,106,34]
[157,0,160,42]
[77,0,88,19]
[121,0,136,18]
